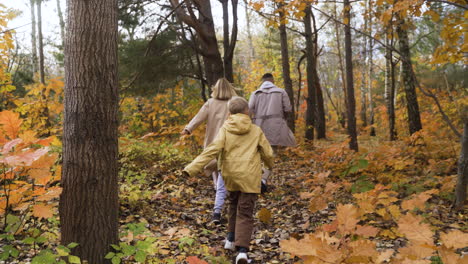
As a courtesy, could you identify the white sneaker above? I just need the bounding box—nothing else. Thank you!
[224,240,235,251]
[236,252,249,264]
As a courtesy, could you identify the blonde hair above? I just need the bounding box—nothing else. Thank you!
[211,78,238,100]
[228,96,249,114]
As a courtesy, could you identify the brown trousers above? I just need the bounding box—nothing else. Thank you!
[228,191,258,249]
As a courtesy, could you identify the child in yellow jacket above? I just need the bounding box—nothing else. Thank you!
[183,96,274,264]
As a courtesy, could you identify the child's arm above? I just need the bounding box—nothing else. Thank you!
[183,128,226,176]
[258,131,274,170]
[184,101,209,134]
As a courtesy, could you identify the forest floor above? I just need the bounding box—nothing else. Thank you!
[119,136,467,264]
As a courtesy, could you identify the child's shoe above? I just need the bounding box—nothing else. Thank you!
[261,179,268,194]
[212,212,221,225]
[224,240,235,251]
[235,252,249,264]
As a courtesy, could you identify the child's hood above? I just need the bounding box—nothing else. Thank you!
[224,113,252,135]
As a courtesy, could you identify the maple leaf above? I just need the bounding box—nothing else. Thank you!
[185,256,208,264]
[280,236,318,256]
[439,229,468,249]
[32,203,54,219]
[3,147,49,166]
[438,246,466,264]
[397,213,434,246]
[258,207,272,223]
[401,190,438,211]
[355,225,379,238]
[36,186,62,201]
[29,168,52,185]
[0,110,22,139]
[348,239,378,261]
[336,204,359,235]
[376,249,394,264]
[309,196,327,213]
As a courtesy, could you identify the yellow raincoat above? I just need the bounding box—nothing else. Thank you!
[184,113,274,193]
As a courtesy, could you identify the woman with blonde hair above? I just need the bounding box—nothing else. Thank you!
[181,77,238,224]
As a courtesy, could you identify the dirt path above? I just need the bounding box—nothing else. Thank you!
[125,155,322,263]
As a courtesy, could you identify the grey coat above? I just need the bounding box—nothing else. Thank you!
[249,81,296,147]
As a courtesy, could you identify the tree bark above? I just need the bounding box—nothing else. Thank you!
[454,115,468,210]
[244,0,255,61]
[60,0,119,263]
[304,5,316,140]
[311,9,326,139]
[334,2,347,128]
[170,0,225,87]
[385,34,397,141]
[36,0,45,84]
[56,0,66,48]
[396,17,422,135]
[220,0,238,83]
[278,2,295,132]
[367,0,375,136]
[360,0,368,128]
[30,0,38,76]
[344,0,358,151]
[304,6,326,139]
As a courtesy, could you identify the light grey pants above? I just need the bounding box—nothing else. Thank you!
[213,172,227,214]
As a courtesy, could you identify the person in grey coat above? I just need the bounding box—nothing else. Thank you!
[248,73,296,190]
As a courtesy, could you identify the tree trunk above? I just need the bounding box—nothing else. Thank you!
[334,2,347,129]
[220,0,238,83]
[30,0,38,76]
[36,0,45,84]
[278,3,295,132]
[170,0,225,87]
[56,0,66,48]
[360,0,368,128]
[304,7,325,139]
[454,116,468,210]
[367,0,375,136]
[344,0,358,151]
[244,0,255,61]
[60,0,119,262]
[385,35,397,141]
[304,5,316,140]
[396,17,422,135]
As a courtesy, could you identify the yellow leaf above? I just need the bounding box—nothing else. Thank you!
[258,207,271,223]
[0,110,22,139]
[336,204,359,234]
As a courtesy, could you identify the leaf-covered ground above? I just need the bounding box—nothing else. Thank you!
[119,137,467,263]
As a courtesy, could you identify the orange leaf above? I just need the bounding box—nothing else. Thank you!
[32,203,54,219]
[185,256,208,264]
[2,138,22,154]
[29,168,52,185]
[36,187,62,202]
[19,130,37,144]
[0,110,22,139]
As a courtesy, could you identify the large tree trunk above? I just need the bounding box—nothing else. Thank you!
[344,0,358,151]
[56,0,66,48]
[334,2,347,129]
[385,35,397,141]
[36,0,45,84]
[454,116,468,210]
[59,0,119,262]
[30,0,38,76]
[278,3,295,132]
[396,17,422,135]
[367,0,375,136]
